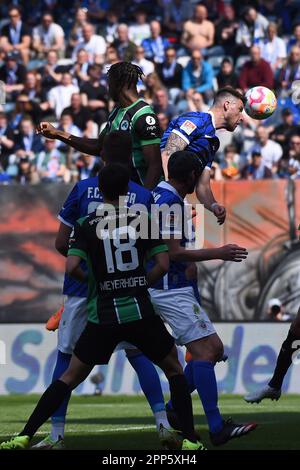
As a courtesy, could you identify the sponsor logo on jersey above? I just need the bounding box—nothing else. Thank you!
[180,120,197,135]
[120,120,129,131]
[145,115,156,126]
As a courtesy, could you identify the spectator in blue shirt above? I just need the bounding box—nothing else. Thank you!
[141,20,169,64]
[182,50,214,103]
[287,23,300,53]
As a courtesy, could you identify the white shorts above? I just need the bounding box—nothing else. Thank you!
[149,286,215,346]
[57,296,136,354]
[58,296,88,354]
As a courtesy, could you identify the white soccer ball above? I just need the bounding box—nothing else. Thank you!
[245,86,277,120]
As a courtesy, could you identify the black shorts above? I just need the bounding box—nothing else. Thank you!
[73,315,175,365]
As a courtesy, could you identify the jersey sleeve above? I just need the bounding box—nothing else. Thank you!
[170,116,203,146]
[58,184,79,228]
[133,111,161,146]
[67,220,88,260]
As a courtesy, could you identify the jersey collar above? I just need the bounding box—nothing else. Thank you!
[156,181,183,202]
[208,111,216,130]
[119,98,143,111]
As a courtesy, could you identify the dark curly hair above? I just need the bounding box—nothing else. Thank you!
[107,62,144,95]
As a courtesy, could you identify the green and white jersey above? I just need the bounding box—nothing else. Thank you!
[68,209,168,326]
[101,99,161,185]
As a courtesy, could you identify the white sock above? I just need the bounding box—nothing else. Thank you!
[154,410,171,431]
[50,421,65,441]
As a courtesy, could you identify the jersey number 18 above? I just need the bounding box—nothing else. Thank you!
[103,226,139,273]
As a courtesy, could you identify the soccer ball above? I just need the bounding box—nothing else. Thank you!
[245,86,277,120]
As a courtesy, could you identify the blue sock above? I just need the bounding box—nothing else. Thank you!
[193,360,223,434]
[127,353,165,413]
[167,360,196,410]
[51,350,72,423]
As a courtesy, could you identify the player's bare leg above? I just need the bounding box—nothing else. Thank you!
[0,354,93,450]
[245,306,300,404]
[166,334,257,446]
[157,345,206,450]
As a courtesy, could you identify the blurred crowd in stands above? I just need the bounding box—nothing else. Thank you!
[0,0,300,184]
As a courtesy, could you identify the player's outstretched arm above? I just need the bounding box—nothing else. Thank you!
[196,168,226,225]
[36,122,101,156]
[166,238,248,263]
[146,252,169,286]
[66,255,87,282]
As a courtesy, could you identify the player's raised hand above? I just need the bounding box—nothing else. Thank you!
[218,244,248,262]
[36,122,58,139]
[212,203,226,225]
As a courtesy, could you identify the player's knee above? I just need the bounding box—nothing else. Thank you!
[204,333,224,362]
[158,347,183,378]
[190,335,224,363]
[60,369,82,390]
[214,339,224,362]
[164,362,183,379]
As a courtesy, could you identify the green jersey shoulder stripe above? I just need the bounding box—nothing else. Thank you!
[101,99,153,133]
[147,244,168,259]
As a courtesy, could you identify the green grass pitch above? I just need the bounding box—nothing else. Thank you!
[0,394,299,450]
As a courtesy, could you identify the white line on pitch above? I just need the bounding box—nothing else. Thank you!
[0,425,156,437]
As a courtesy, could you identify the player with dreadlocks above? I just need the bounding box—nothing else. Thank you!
[37,62,163,189]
